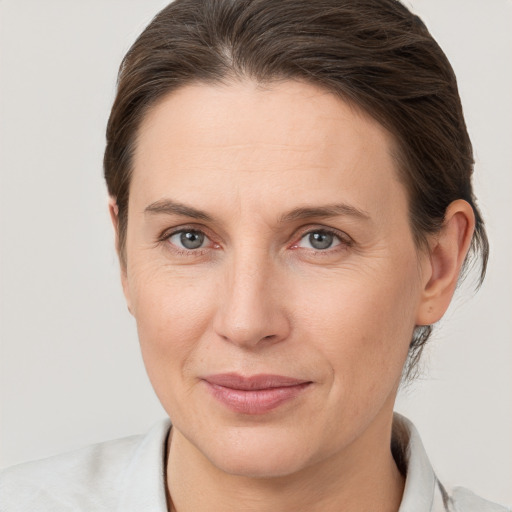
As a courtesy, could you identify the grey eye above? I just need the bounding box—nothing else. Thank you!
[170,230,207,250]
[298,231,341,250]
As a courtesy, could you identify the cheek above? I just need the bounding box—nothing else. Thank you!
[298,255,420,397]
[127,265,216,404]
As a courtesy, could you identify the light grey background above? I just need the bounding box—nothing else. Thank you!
[1,0,511,506]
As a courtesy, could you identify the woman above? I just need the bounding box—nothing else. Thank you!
[1,1,510,511]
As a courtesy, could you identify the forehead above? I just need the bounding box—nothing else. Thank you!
[131,79,405,220]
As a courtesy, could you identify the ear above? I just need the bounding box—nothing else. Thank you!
[108,197,120,248]
[416,199,476,326]
[108,197,132,315]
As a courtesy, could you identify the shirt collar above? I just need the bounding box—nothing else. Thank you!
[395,413,444,512]
[117,418,171,512]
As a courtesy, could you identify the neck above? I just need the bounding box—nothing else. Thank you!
[166,412,404,512]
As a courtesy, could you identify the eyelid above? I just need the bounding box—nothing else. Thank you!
[290,225,353,250]
[159,223,210,241]
[158,224,220,254]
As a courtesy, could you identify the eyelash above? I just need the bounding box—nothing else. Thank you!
[158,226,352,256]
[291,227,352,254]
[158,226,216,256]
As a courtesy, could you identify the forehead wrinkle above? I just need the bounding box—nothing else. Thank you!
[183,142,318,151]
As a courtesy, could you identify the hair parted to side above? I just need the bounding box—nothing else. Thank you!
[104,0,489,380]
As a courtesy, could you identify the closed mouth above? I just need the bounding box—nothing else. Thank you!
[202,373,312,414]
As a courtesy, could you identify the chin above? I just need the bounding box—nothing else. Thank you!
[200,425,317,479]
[212,451,309,479]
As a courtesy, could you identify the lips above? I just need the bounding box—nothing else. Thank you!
[202,373,312,414]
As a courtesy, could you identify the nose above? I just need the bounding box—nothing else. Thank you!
[213,250,291,349]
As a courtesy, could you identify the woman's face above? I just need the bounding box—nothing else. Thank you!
[121,80,431,477]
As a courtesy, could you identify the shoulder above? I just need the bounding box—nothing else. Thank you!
[0,435,140,511]
[0,419,171,512]
[393,413,510,512]
[442,485,511,512]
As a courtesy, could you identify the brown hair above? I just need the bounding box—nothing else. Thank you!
[104,0,489,378]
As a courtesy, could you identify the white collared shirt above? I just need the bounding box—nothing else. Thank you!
[1,414,509,511]
[394,414,508,512]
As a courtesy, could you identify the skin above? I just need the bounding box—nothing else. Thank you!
[110,80,474,511]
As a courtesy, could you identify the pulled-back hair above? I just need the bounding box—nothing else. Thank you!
[104,0,489,378]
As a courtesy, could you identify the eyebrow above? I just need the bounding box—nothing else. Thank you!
[278,204,371,223]
[144,198,370,224]
[144,199,213,221]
